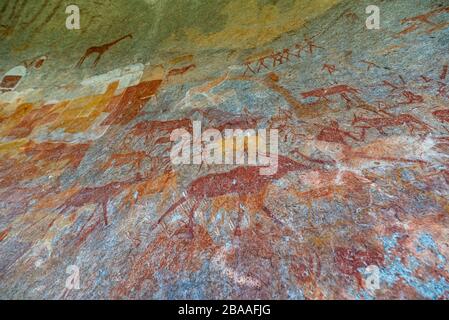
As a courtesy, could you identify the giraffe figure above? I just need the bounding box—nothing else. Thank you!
[76,34,133,68]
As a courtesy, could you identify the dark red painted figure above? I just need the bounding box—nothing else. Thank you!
[153,155,331,239]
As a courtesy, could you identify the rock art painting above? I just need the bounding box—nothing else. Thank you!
[0,0,449,300]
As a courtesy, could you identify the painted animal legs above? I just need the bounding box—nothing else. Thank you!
[153,196,187,231]
[186,199,200,239]
[101,201,109,226]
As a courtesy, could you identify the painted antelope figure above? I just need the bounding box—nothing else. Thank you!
[433,109,449,124]
[152,155,332,239]
[167,64,196,78]
[128,118,192,146]
[186,107,261,132]
[215,112,261,132]
[76,34,133,68]
[352,113,431,137]
[301,84,359,108]
[316,121,360,145]
[401,12,437,26]
[399,90,424,104]
[57,174,143,226]
[100,150,151,172]
[398,6,449,35]
[22,141,90,170]
[400,6,449,26]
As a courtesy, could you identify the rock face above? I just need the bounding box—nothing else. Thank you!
[1,0,449,299]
